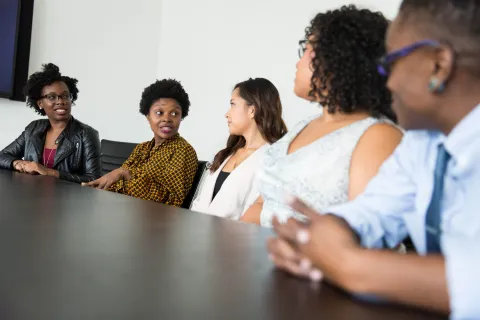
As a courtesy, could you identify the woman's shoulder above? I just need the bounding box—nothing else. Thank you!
[353,120,404,157]
[136,140,152,149]
[71,118,99,137]
[361,118,403,138]
[292,113,322,131]
[25,119,49,131]
[343,116,402,139]
[265,115,319,152]
[173,135,196,150]
[166,135,198,161]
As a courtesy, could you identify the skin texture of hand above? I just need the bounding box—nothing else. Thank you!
[13,160,30,173]
[83,168,131,190]
[14,160,60,178]
[23,161,48,175]
[268,196,451,315]
[267,230,323,281]
[268,197,361,287]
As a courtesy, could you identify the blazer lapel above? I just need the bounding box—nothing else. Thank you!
[208,146,266,212]
[193,156,230,211]
[53,118,76,168]
[29,120,49,163]
[30,134,45,163]
[204,156,231,206]
[54,138,74,168]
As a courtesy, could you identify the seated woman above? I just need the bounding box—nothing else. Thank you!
[84,79,198,207]
[0,63,101,183]
[191,78,287,219]
[241,5,404,227]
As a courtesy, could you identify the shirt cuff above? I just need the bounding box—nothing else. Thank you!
[327,201,385,249]
[443,236,480,319]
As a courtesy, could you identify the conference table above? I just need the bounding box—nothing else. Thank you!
[0,169,445,320]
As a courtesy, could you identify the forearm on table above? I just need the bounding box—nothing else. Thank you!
[240,203,262,224]
[47,169,60,178]
[343,250,449,314]
[11,159,22,170]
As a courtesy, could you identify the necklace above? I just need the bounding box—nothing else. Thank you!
[43,148,55,167]
[43,139,58,167]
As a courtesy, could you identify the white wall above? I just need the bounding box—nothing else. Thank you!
[1,0,401,161]
[0,0,162,148]
[157,0,401,160]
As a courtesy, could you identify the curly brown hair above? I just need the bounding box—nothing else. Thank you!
[305,5,396,122]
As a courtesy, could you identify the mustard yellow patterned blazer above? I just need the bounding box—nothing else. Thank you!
[108,134,198,206]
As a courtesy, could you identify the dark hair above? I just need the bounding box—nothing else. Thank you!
[399,0,480,77]
[139,79,190,118]
[305,5,396,122]
[24,63,79,116]
[210,78,287,172]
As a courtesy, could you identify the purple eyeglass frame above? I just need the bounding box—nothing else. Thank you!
[377,40,440,76]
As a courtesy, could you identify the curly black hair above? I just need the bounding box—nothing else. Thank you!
[305,5,396,122]
[139,79,190,118]
[24,63,79,116]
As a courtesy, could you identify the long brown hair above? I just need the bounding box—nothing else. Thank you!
[210,78,287,172]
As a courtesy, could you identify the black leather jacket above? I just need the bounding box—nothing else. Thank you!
[0,117,101,183]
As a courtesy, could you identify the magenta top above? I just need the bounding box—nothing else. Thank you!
[43,148,57,169]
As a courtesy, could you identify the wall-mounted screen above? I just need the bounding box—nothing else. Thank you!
[0,0,21,98]
[0,0,34,101]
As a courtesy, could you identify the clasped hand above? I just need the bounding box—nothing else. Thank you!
[268,196,361,288]
[13,160,51,176]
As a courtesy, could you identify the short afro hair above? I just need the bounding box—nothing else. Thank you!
[24,63,79,116]
[139,79,190,118]
[305,5,396,122]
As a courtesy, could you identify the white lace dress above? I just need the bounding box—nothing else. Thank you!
[256,113,386,227]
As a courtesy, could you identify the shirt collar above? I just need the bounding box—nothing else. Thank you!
[444,103,480,172]
[150,134,180,149]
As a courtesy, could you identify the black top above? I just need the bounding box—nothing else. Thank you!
[0,117,101,183]
[0,170,445,320]
[212,170,230,201]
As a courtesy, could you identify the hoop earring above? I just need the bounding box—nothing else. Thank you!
[428,77,445,93]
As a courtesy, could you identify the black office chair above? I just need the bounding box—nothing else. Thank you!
[403,236,416,252]
[182,160,208,209]
[100,139,138,175]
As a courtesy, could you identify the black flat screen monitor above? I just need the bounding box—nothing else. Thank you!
[0,0,34,101]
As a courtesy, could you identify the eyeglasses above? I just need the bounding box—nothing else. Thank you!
[298,40,308,58]
[40,93,73,103]
[377,40,440,76]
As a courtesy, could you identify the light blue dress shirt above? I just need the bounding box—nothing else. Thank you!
[329,105,480,320]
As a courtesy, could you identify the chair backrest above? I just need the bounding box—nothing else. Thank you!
[182,160,208,209]
[100,139,138,175]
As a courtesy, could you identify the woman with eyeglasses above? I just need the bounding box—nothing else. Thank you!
[267,0,480,316]
[0,63,101,183]
[240,5,403,226]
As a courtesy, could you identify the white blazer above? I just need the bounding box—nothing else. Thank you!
[190,146,267,220]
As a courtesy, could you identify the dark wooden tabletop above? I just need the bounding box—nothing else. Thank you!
[0,169,446,320]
